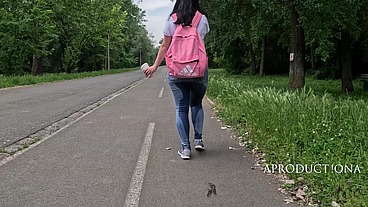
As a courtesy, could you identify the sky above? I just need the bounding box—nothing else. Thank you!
[133,0,175,46]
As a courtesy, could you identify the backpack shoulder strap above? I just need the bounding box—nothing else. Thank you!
[191,11,203,28]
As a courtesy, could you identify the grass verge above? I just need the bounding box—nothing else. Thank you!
[0,68,138,89]
[0,147,6,153]
[207,69,368,206]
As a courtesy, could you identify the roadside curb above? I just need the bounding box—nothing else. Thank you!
[204,95,215,107]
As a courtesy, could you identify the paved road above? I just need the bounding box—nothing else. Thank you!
[0,70,144,147]
[0,68,296,207]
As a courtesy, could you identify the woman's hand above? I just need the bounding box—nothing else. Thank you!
[144,35,171,78]
[144,65,158,78]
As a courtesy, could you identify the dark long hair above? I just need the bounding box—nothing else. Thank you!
[169,0,203,26]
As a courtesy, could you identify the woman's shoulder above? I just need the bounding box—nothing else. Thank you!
[198,12,208,20]
[200,14,209,24]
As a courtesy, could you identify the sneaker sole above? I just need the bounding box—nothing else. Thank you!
[194,146,205,151]
[177,151,190,160]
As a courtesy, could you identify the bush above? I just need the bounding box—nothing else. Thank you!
[315,67,340,80]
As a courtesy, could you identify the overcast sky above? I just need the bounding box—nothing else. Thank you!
[133,0,175,46]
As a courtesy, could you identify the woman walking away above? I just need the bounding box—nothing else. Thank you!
[144,0,210,160]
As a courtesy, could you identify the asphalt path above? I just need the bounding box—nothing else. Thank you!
[0,70,144,147]
[0,68,297,207]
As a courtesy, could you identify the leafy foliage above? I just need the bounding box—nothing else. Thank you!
[203,0,368,91]
[0,0,155,75]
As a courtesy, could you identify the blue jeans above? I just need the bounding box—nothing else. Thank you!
[168,70,208,150]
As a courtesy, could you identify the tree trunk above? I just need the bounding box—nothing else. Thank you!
[250,44,257,75]
[31,54,44,75]
[233,38,245,74]
[340,32,354,93]
[288,4,306,89]
[259,37,266,76]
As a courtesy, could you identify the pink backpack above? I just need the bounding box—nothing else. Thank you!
[165,11,208,78]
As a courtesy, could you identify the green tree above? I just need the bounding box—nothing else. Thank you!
[0,0,155,75]
[52,0,128,73]
[0,0,55,75]
[301,0,364,92]
[203,0,368,92]
[118,3,155,68]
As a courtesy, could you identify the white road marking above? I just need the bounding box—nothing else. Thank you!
[158,87,164,98]
[124,123,155,207]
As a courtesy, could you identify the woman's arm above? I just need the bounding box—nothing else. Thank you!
[144,35,172,78]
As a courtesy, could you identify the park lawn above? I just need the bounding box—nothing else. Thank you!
[207,69,368,206]
[0,68,138,89]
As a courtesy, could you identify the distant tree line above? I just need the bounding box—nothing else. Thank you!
[0,0,156,75]
[202,0,368,92]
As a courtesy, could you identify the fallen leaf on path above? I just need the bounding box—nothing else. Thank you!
[207,183,217,197]
[284,198,294,204]
[278,188,288,195]
[239,142,246,147]
[295,188,306,200]
[252,147,259,155]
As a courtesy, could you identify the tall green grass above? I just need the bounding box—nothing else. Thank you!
[0,68,138,89]
[207,69,368,206]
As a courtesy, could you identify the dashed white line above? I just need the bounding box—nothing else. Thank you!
[158,87,164,98]
[124,123,155,207]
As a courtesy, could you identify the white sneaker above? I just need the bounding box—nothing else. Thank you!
[177,149,191,160]
[194,139,204,151]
